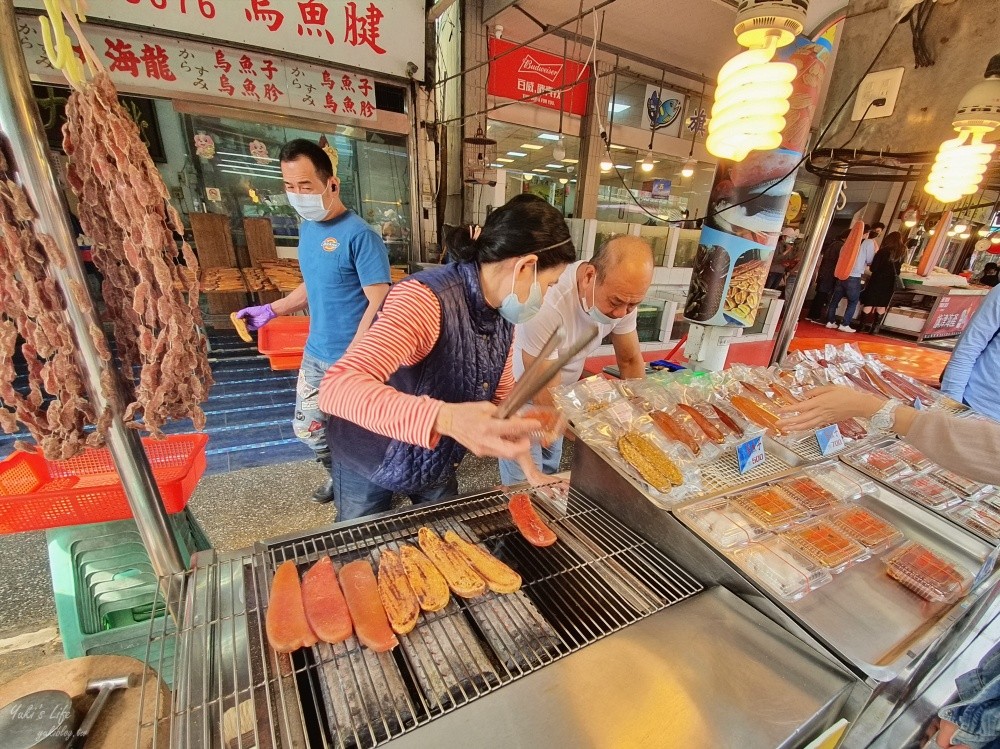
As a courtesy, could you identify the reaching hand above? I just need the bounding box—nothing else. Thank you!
[435,402,540,460]
[235,304,277,331]
[777,385,885,433]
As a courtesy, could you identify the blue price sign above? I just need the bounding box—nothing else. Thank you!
[736,435,766,474]
[815,424,846,456]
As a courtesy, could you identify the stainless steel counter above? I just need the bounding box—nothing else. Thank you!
[384,587,858,749]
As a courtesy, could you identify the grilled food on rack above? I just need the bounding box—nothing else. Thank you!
[340,560,399,652]
[617,432,684,492]
[377,549,420,635]
[444,531,522,593]
[399,544,450,612]
[676,404,725,444]
[266,561,318,653]
[508,493,558,547]
[712,405,745,437]
[729,395,782,434]
[302,556,354,644]
[650,410,701,455]
[417,528,487,598]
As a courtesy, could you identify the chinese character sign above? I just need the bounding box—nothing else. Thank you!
[19,16,377,124]
[18,0,422,80]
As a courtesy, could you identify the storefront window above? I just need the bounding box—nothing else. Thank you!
[487,120,580,214]
[596,147,714,225]
[183,113,411,263]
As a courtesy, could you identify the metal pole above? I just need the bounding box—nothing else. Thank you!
[0,0,186,578]
[769,173,845,365]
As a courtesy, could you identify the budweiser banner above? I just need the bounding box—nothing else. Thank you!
[487,38,590,117]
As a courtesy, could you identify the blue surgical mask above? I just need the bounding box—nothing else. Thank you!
[498,262,543,324]
[586,278,617,325]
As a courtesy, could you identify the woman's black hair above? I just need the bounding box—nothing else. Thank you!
[984,262,999,274]
[879,231,906,263]
[448,194,575,270]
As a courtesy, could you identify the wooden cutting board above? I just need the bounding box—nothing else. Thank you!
[0,656,170,748]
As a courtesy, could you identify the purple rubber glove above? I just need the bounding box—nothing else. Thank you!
[235,303,277,331]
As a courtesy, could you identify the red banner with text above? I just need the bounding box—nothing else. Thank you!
[487,38,590,117]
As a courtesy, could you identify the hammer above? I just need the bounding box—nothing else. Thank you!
[67,674,141,749]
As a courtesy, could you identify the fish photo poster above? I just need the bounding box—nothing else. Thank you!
[684,33,834,327]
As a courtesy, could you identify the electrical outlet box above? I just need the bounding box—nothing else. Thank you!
[851,68,905,121]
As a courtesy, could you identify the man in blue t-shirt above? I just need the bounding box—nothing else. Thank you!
[237,139,391,502]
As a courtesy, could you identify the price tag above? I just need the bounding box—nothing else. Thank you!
[736,434,766,474]
[815,423,846,456]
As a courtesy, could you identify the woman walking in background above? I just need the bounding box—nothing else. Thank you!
[858,230,905,333]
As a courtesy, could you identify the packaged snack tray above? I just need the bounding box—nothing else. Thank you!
[782,520,870,573]
[883,542,972,604]
[731,537,832,602]
[679,497,771,550]
[730,486,811,531]
[899,473,963,510]
[830,506,904,553]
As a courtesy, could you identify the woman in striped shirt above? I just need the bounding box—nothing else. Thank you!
[320,195,576,521]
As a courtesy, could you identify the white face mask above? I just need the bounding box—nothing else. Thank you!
[586,277,617,325]
[498,261,543,324]
[287,182,331,222]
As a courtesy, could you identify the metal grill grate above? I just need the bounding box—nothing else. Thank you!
[136,488,702,748]
[699,448,792,496]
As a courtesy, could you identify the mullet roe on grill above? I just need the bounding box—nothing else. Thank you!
[340,560,399,652]
[266,561,318,653]
[509,493,558,547]
[302,555,354,644]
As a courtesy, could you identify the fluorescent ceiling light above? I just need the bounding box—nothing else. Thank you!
[506,151,527,157]
[609,144,626,150]
[545,163,563,168]
[496,157,514,163]
[532,168,549,173]
[490,163,503,168]
[561,158,579,164]
[615,164,632,170]
[537,133,560,141]
[635,158,660,164]
[608,103,630,113]
[520,143,544,150]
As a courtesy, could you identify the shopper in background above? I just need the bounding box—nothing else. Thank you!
[320,194,577,522]
[857,230,906,333]
[766,230,799,290]
[778,385,1000,749]
[235,139,391,504]
[826,222,884,333]
[807,230,850,321]
[941,284,1000,421]
[498,236,655,485]
[978,262,999,288]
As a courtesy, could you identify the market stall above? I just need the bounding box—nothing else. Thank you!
[879,272,991,342]
[121,344,1000,748]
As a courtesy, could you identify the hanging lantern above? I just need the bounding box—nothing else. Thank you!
[925,54,1000,203]
[705,0,807,162]
[463,125,498,186]
[641,150,655,172]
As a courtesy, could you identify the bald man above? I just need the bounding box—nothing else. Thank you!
[499,236,655,485]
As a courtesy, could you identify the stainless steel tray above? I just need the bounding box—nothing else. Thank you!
[673,461,997,682]
[840,437,999,545]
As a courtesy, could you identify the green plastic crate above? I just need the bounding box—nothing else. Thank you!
[47,508,209,676]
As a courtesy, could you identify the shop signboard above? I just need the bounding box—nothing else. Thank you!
[16,0,423,80]
[643,84,684,138]
[926,294,984,339]
[487,37,590,117]
[18,16,377,123]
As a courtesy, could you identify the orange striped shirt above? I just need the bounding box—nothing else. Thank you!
[318,279,515,449]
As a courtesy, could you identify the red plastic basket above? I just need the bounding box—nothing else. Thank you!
[257,316,309,371]
[0,434,208,534]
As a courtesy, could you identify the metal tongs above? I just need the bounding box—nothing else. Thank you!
[496,327,599,419]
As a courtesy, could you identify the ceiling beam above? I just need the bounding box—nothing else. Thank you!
[544,26,716,87]
[427,0,461,23]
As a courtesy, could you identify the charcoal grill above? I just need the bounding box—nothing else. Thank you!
[136,487,703,748]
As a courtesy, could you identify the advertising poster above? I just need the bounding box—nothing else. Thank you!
[684,33,834,327]
[644,84,685,138]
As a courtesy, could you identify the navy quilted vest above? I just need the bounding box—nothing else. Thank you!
[326,262,513,493]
